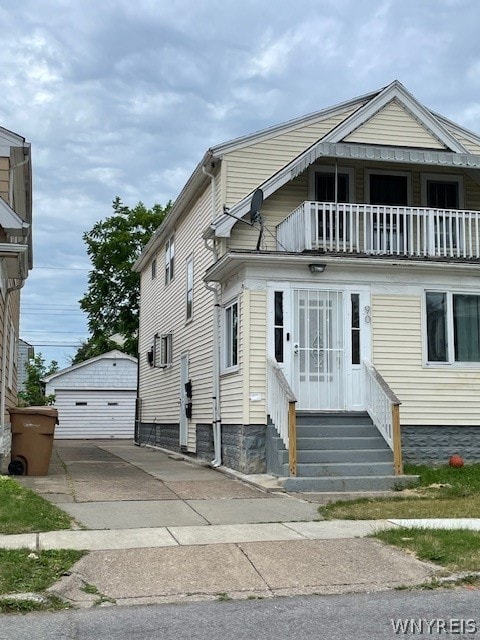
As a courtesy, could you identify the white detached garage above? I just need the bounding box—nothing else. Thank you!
[43,350,137,439]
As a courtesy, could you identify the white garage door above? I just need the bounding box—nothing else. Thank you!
[54,390,136,439]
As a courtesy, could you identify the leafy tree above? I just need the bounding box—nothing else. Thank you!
[75,197,171,363]
[18,353,58,406]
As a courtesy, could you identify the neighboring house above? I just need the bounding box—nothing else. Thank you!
[17,339,34,393]
[43,350,137,439]
[0,127,32,472]
[134,80,480,491]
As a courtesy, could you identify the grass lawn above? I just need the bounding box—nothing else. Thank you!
[0,476,73,534]
[374,528,480,574]
[319,463,480,520]
[0,548,85,613]
[0,476,82,612]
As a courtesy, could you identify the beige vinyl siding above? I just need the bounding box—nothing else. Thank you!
[138,183,216,451]
[246,290,267,425]
[228,173,307,251]
[220,289,267,426]
[223,106,360,207]
[2,288,20,419]
[447,132,480,155]
[372,294,480,426]
[0,157,9,204]
[344,100,446,150]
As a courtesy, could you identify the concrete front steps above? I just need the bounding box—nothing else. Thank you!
[267,412,417,492]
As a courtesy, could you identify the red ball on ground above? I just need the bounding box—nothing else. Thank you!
[448,455,464,468]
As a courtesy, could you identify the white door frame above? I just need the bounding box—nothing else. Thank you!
[179,353,189,447]
[267,283,371,411]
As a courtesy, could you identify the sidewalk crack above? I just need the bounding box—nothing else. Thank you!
[236,543,274,595]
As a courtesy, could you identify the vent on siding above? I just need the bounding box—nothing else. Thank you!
[75,402,88,406]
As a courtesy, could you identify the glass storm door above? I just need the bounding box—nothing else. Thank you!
[293,289,344,410]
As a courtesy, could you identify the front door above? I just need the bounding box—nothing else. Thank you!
[293,289,344,410]
[269,286,370,411]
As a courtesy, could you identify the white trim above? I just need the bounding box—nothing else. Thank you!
[222,298,239,373]
[322,81,467,153]
[165,235,175,285]
[423,289,480,368]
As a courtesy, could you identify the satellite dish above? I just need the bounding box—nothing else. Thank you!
[249,188,264,224]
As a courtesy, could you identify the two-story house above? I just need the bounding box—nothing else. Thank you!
[0,126,32,472]
[134,81,480,491]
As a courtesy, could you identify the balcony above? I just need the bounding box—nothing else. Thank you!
[276,201,480,259]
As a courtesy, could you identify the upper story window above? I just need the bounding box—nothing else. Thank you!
[369,173,409,206]
[186,255,193,321]
[308,165,354,203]
[426,291,480,364]
[223,300,238,371]
[151,257,157,279]
[165,236,175,285]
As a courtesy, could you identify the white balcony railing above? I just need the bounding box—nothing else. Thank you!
[277,201,480,259]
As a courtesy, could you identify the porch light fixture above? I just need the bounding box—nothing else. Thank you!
[308,263,326,273]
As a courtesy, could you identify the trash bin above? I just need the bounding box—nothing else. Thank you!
[7,406,59,476]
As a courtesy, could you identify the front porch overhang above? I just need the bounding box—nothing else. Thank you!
[211,142,480,239]
[203,249,480,284]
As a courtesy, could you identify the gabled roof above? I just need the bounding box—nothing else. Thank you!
[212,81,480,238]
[136,80,480,265]
[42,349,137,383]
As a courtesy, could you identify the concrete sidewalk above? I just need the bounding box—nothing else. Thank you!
[5,440,449,606]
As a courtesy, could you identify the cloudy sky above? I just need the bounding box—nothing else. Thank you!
[1,0,479,367]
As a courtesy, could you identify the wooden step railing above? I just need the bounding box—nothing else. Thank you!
[364,360,403,475]
[266,357,297,476]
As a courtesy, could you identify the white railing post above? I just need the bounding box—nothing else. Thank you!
[363,360,403,475]
[267,357,297,476]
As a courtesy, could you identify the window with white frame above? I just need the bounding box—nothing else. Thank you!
[154,332,173,368]
[223,300,238,370]
[421,174,464,252]
[425,291,480,364]
[165,236,175,285]
[151,257,157,279]
[186,255,193,321]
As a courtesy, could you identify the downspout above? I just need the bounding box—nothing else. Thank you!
[0,278,25,464]
[202,164,222,467]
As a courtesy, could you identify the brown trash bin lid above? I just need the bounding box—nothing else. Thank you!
[8,406,58,417]
[8,406,58,424]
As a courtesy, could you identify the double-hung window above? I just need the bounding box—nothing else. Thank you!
[426,291,480,364]
[223,300,238,371]
[165,236,175,285]
[154,332,173,368]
